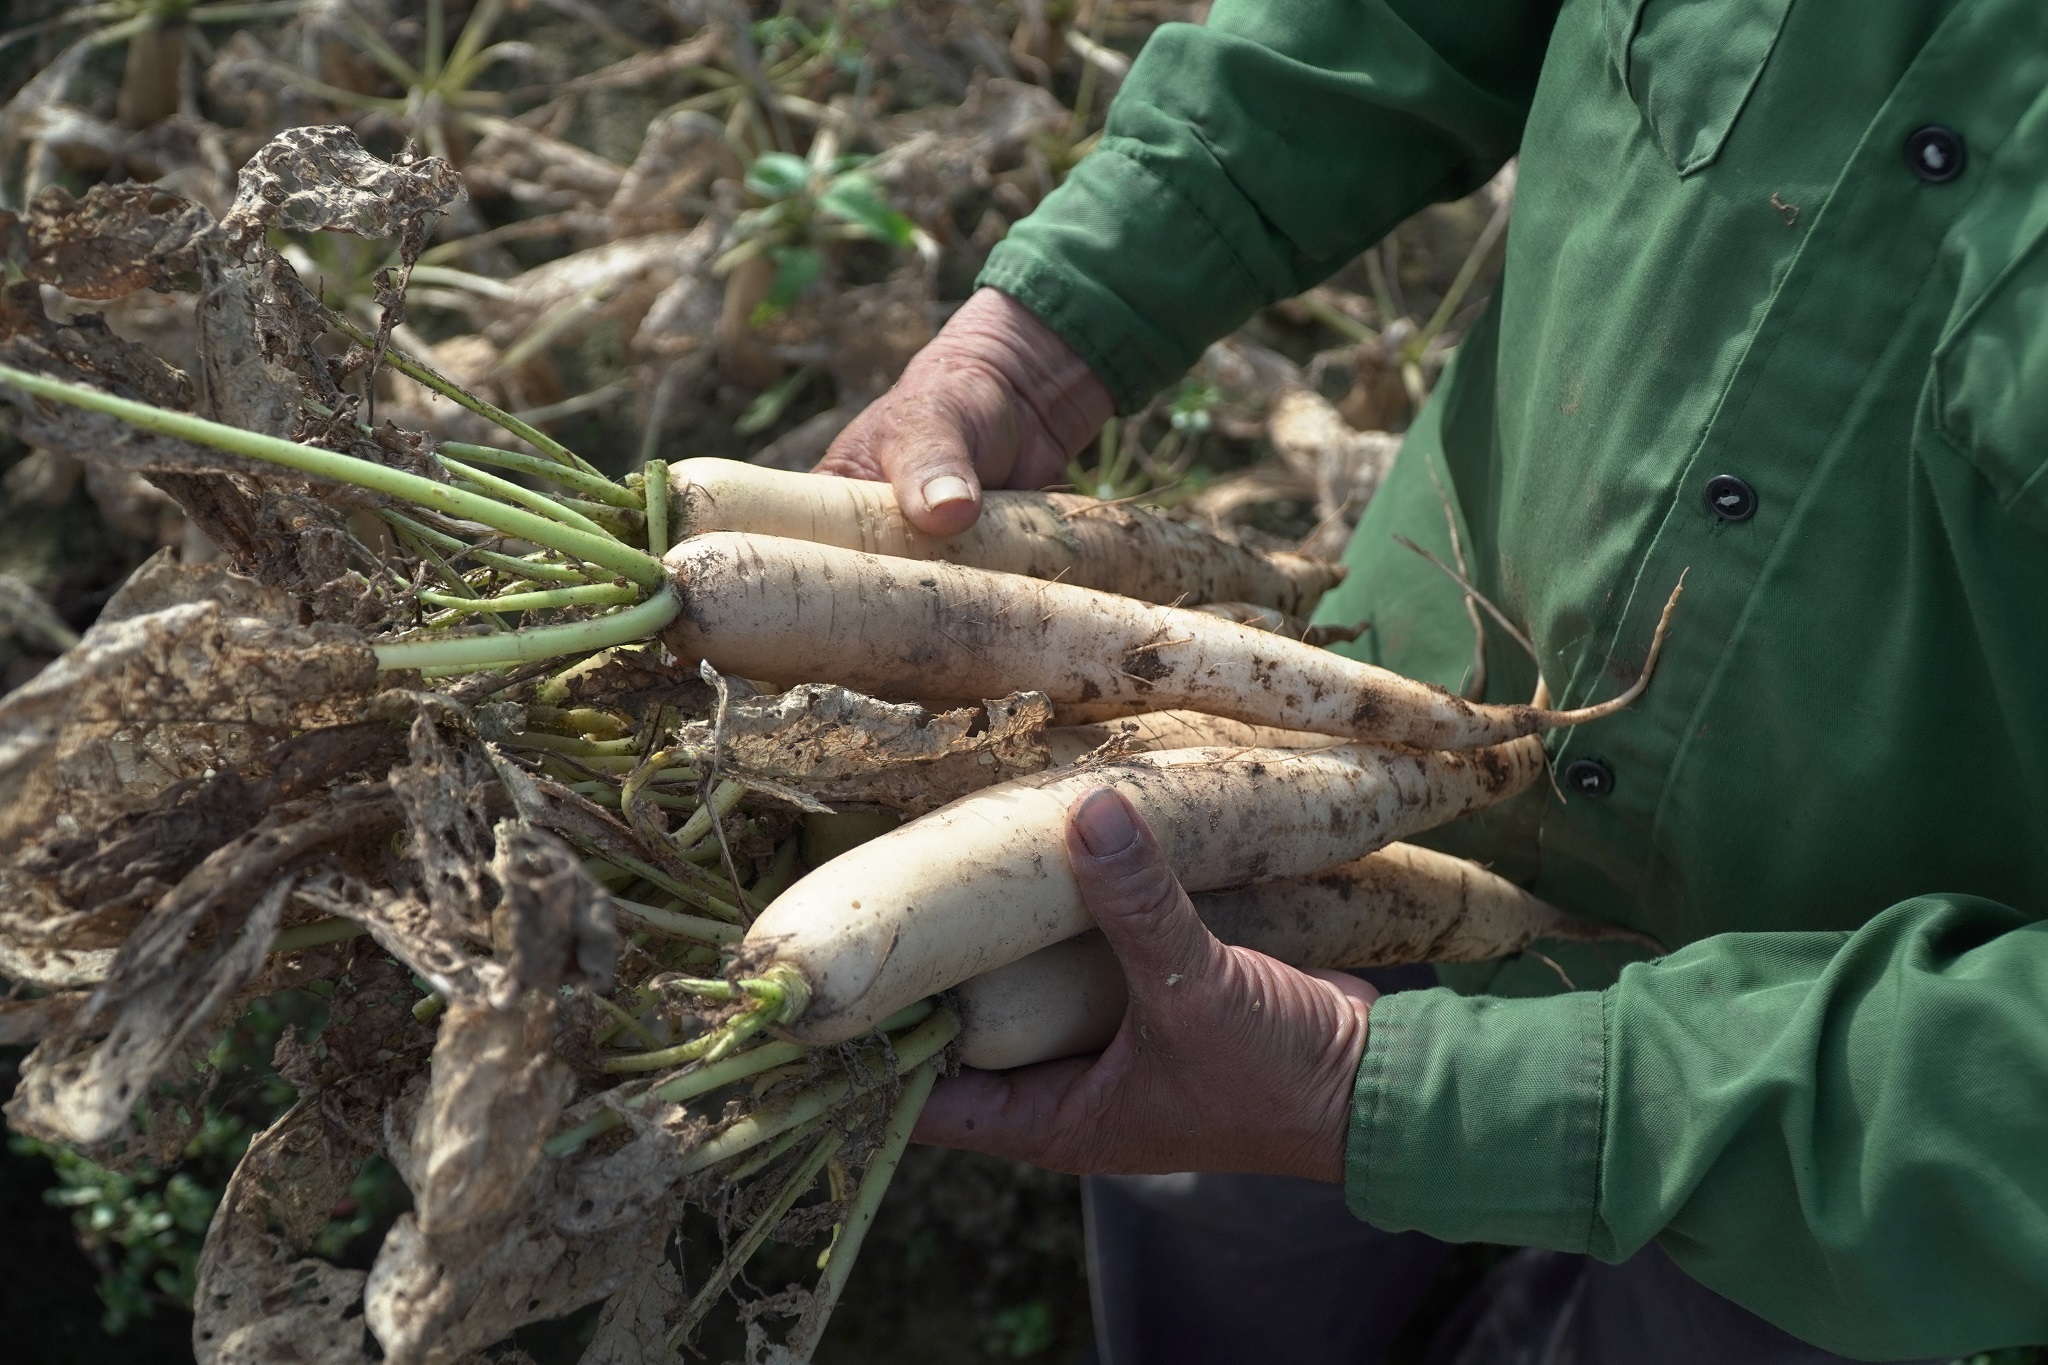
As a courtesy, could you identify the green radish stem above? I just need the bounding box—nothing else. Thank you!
[608,897,743,945]
[644,459,670,552]
[591,993,666,1051]
[372,588,681,671]
[565,785,698,812]
[269,917,371,954]
[440,441,641,508]
[578,848,742,922]
[544,999,936,1156]
[531,750,700,777]
[721,1112,829,1185]
[512,732,649,758]
[782,1055,942,1362]
[672,1129,847,1348]
[529,705,630,738]
[419,582,639,614]
[674,779,746,851]
[604,1004,767,1073]
[0,363,661,587]
[381,510,595,583]
[320,311,604,478]
[437,453,618,540]
[748,836,803,905]
[673,1006,958,1177]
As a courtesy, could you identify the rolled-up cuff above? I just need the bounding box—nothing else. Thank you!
[977,141,1272,413]
[1345,986,1608,1252]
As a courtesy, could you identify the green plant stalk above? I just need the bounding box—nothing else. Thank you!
[381,509,594,583]
[591,992,666,1051]
[438,454,616,540]
[385,518,495,603]
[602,1019,736,1073]
[672,1129,846,1347]
[269,917,371,954]
[1405,194,1513,365]
[573,785,696,812]
[722,1112,828,1185]
[419,581,638,614]
[674,778,746,851]
[530,705,630,738]
[748,835,803,905]
[441,441,641,508]
[1300,292,1378,346]
[783,1054,942,1363]
[512,731,647,758]
[544,1001,935,1156]
[702,1002,778,1065]
[0,363,660,585]
[609,897,742,945]
[676,1007,958,1177]
[373,589,681,672]
[644,459,671,552]
[558,497,645,542]
[321,311,603,478]
[545,752,702,777]
[579,846,743,923]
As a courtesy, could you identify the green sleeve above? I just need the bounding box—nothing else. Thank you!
[1347,898,2048,1358]
[977,0,1560,411]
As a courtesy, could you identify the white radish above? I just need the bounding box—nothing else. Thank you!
[955,843,1653,1069]
[952,933,1130,1071]
[662,533,1680,746]
[1191,600,1368,649]
[739,738,1544,1044]
[665,458,1340,614]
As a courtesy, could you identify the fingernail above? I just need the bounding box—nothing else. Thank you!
[1074,789,1137,857]
[921,474,975,511]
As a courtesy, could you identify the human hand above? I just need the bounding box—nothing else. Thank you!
[814,287,1114,536]
[914,788,1378,1181]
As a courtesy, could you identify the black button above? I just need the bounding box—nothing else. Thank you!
[1905,125,1965,184]
[1564,758,1614,799]
[1704,474,1758,522]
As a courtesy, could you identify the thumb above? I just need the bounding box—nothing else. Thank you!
[881,372,1021,536]
[1065,788,1218,1006]
[884,418,994,539]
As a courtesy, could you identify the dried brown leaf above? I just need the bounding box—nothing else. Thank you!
[6,790,398,1147]
[489,821,617,998]
[408,992,574,1239]
[220,126,462,259]
[365,1121,680,1365]
[392,714,500,943]
[0,990,85,1045]
[670,686,1051,816]
[192,1103,377,1365]
[0,590,376,855]
[20,181,213,300]
[583,1258,686,1365]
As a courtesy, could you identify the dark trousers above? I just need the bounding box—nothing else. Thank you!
[1083,1172,1940,1365]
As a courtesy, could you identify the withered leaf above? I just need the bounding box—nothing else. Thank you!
[670,686,1052,816]
[21,181,214,300]
[489,821,617,998]
[407,992,574,1240]
[365,1123,679,1365]
[193,1103,376,1365]
[6,790,398,1147]
[0,596,377,855]
[392,714,500,943]
[220,126,463,259]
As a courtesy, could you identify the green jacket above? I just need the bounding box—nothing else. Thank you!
[979,0,2048,1356]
